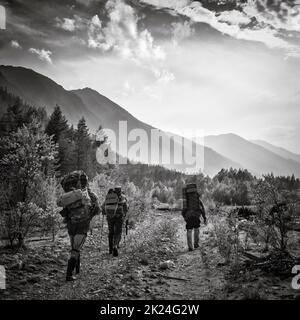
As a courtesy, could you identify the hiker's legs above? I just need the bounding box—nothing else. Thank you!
[114,217,123,249]
[66,235,76,281]
[117,219,124,249]
[187,229,193,251]
[194,227,200,248]
[111,217,123,257]
[67,234,86,280]
[107,217,114,254]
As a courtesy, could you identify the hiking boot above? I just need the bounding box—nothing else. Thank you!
[66,275,77,281]
[194,244,199,249]
[188,248,193,252]
[66,257,77,281]
[109,249,113,254]
[113,248,118,257]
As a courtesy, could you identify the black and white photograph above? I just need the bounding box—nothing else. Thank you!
[0,0,300,309]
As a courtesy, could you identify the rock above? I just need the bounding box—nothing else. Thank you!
[159,260,175,270]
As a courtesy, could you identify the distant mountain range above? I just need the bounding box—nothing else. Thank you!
[1,65,300,177]
[204,134,300,177]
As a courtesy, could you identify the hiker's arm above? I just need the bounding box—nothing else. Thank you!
[199,200,207,224]
[88,190,100,216]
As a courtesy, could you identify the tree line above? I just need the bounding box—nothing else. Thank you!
[0,89,299,248]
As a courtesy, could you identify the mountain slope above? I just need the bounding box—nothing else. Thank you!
[0,65,100,130]
[205,133,300,177]
[73,88,240,176]
[252,140,300,164]
[0,65,239,176]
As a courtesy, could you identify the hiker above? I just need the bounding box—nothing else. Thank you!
[102,187,128,257]
[57,170,100,281]
[182,183,207,252]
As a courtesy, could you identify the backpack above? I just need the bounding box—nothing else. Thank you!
[60,171,92,224]
[182,184,201,218]
[104,191,121,216]
[104,187,127,216]
[61,170,88,192]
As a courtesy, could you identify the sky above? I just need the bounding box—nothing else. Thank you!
[0,0,300,153]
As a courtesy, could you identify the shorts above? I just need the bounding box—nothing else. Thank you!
[185,216,200,230]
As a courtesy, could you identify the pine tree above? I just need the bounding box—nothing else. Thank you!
[45,105,69,144]
[74,117,94,177]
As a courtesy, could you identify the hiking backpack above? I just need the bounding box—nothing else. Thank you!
[104,187,126,216]
[59,171,92,223]
[182,183,201,214]
[104,191,121,216]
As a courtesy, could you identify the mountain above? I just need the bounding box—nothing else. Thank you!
[205,133,300,177]
[0,65,100,129]
[252,140,300,164]
[0,65,239,176]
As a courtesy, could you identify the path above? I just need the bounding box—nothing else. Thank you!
[1,210,298,300]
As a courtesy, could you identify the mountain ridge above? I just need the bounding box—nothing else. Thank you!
[205,133,300,177]
[0,64,299,177]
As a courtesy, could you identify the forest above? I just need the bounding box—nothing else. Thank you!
[0,89,300,300]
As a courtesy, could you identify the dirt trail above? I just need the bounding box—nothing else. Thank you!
[161,218,227,300]
[1,210,298,300]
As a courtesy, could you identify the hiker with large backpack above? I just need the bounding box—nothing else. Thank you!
[57,170,100,281]
[182,183,207,252]
[102,187,128,257]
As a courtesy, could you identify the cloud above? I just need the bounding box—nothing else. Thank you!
[171,20,194,44]
[29,48,53,63]
[155,68,175,84]
[217,10,251,25]
[55,15,84,32]
[141,0,300,56]
[87,0,165,62]
[11,40,22,49]
[56,18,76,31]
[87,0,173,83]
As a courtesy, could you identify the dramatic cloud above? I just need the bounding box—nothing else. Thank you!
[29,48,52,64]
[141,0,300,55]
[87,0,172,82]
[87,0,165,61]
[11,40,21,49]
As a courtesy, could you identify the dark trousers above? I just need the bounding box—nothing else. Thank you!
[184,213,200,250]
[106,215,123,251]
